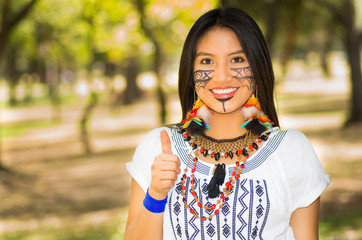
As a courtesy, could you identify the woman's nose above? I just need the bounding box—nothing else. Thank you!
[213,63,232,83]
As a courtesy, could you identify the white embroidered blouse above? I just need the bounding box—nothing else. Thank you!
[126,127,330,239]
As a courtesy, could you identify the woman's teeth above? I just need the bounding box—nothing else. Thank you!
[211,88,237,94]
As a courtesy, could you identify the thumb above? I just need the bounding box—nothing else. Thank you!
[160,130,172,154]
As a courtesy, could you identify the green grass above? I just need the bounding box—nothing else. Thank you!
[277,93,348,116]
[0,92,109,140]
[0,223,124,240]
[0,208,128,240]
[0,91,108,110]
[319,208,362,239]
[0,93,78,110]
[1,120,61,139]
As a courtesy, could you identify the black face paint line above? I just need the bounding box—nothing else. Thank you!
[216,97,233,112]
[231,67,255,91]
[193,70,214,92]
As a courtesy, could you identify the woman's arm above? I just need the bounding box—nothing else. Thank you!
[124,179,164,240]
[124,130,180,240]
[289,197,321,240]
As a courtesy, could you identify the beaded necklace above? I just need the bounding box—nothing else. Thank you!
[183,131,269,160]
[179,128,271,221]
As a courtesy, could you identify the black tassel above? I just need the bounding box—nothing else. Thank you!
[207,163,226,198]
[245,119,267,136]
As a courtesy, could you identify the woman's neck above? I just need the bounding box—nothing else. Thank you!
[205,109,247,139]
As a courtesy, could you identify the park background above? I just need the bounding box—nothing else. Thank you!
[0,0,362,239]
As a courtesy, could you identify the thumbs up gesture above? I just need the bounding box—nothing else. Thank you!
[149,130,181,200]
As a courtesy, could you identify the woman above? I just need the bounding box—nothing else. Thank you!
[125,8,329,240]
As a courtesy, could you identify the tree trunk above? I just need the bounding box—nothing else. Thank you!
[320,49,331,79]
[0,120,11,178]
[314,0,362,125]
[6,48,19,106]
[265,0,281,55]
[344,0,362,124]
[0,0,39,177]
[280,0,303,75]
[347,43,362,123]
[123,57,141,104]
[155,49,166,124]
[46,59,61,123]
[0,0,39,65]
[79,91,98,154]
[135,0,167,125]
[24,75,33,103]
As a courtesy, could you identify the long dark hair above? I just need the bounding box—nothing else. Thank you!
[178,8,279,126]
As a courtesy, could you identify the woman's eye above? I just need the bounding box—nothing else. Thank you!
[232,57,244,63]
[201,59,213,64]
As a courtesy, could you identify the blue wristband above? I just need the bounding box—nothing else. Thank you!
[143,188,168,213]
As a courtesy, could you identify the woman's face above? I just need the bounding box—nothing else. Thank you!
[193,27,255,114]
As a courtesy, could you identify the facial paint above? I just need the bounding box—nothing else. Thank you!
[194,67,255,113]
[216,97,233,112]
[231,66,255,91]
[193,70,214,91]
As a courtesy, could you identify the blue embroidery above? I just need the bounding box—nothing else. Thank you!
[189,213,199,239]
[237,179,249,239]
[175,182,182,194]
[170,178,271,239]
[223,223,231,238]
[259,180,271,240]
[206,222,216,237]
[252,225,259,239]
[222,202,230,216]
[174,202,181,216]
[248,180,254,238]
[168,128,285,239]
[176,223,182,237]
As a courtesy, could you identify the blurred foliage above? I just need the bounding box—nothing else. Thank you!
[0,0,217,75]
[0,0,360,108]
[0,0,220,112]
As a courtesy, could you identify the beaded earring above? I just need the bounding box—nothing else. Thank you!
[181,96,212,135]
[240,86,274,136]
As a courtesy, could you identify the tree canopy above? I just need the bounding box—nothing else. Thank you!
[0,0,361,123]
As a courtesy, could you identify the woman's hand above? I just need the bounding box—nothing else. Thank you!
[149,130,181,200]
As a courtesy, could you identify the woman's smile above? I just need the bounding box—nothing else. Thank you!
[210,87,238,99]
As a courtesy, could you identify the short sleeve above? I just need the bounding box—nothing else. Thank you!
[126,127,170,193]
[280,129,330,211]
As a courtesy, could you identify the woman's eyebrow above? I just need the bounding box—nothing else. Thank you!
[228,49,244,55]
[195,49,244,57]
[195,52,213,57]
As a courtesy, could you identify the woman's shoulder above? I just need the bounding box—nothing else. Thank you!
[272,127,320,167]
[264,127,307,142]
[269,127,316,157]
[273,127,306,137]
[274,127,311,145]
[287,128,315,148]
[284,128,307,138]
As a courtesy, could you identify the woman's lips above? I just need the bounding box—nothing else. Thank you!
[210,87,238,99]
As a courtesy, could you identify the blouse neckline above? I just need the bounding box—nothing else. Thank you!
[172,127,282,177]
